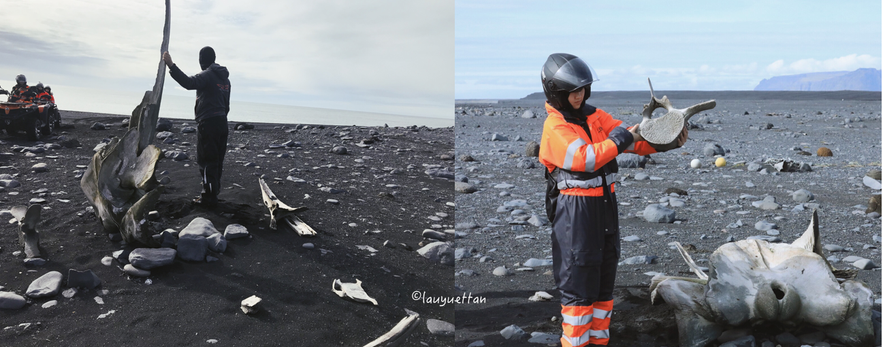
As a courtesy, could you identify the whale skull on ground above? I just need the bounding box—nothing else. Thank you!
[638,78,716,151]
[649,210,874,347]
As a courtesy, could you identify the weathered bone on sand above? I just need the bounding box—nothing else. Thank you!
[363,312,420,347]
[650,210,875,347]
[79,0,170,246]
[639,78,716,151]
[258,177,316,236]
[11,205,43,260]
[332,279,378,305]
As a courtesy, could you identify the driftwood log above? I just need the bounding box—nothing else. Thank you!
[79,0,170,246]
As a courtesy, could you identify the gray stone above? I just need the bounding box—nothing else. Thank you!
[156,119,173,132]
[523,258,552,267]
[224,224,249,240]
[791,189,814,202]
[42,300,58,309]
[331,146,347,155]
[180,217,220,238]
[516,158,536,169]
[643,204,676,223]
[456,222,480,230]
[177,234,208,262]
[454,248,471,260]
[775,332,799,346]
[491,133,508,141]
[746,235,782,243]
[129,248,177,269]
[824,244,844,252]
[500,324,527,340]
[521,110,535,119]
[0,292,27,309]
[798,331,825,344]
[467,341,485,347]
[0,179,21,188]
[181,126,196,133]
[422,229,447,241]
[754,220,778,231]
[156,131,173,139]
[719,335,755,347]
[493,266,513,276]
[90,122,107,130]
[207,233,227,253]
[703,143,726,156]
[26,271,63,298]
[416,241,454,266]
[634,172,649,180]
[620,255,657,265]
[67,269,101,289]
[853,258,877,269]
[426,319,454,336]
[527,214,548,227]
[623,235,642,242]
[528,333,559,344]
[302,243,315,250]
[455,182,477,193]
[747,162,763,172]
[31,163,48,173]
[525,141,540,157]
[123,264,151,277]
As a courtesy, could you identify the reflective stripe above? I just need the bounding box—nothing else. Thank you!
[584,142,596,171]
[563,138,587,170]
[561,312,592,326]
[590,329,610,339]
[593,307,612,321]
[562,332,591,346]
[557,173,618,190]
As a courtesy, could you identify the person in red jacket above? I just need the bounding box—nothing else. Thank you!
[538,53,687,347]
[8,74,30,102]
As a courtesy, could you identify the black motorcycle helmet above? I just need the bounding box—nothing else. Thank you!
[35,82,44,90]
[44,85,51,94]
[541,53,598,111]
[15,74,26,86]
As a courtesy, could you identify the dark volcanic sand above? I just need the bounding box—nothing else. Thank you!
[0,110,454,346]
[454,91,882,347]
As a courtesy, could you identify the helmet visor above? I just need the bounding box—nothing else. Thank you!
[551,58,599,92]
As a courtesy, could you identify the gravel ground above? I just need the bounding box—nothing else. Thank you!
[453,91,882,347]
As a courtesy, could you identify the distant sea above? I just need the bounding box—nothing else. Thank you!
[52,86,452,128]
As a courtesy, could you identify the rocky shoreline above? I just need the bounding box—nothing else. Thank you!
[454,93,882,347]
[0,110,455,346]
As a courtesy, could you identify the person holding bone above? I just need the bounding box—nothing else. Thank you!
[538,53,687,347]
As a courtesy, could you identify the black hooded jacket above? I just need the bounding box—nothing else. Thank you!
[169,63,231,123]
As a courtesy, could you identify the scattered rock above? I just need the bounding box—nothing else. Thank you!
[26,271,63,298]
[703,143,725,156]
[156,119,173,132]
[491,133,508,141]
[523,258,552,267]
[67,269,101,289]
[123,264,151,277]
[643,204,676,223]
[500,324,527,340]
[524,141,540,157]
[224,224,249,240]
[455,182,477,193]
[493,266,513,276]
[426,319,455,336]
[816,147,833,157]
[0,292,27,309]
[31,163,48,173]
[617,153,648,168]
[416,241,454,266]
[331,146,347,155]
[90,122,107,130]
[620,255,657,265]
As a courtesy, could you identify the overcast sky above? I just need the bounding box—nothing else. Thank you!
[456,0,882,99]
[0,0,453,118]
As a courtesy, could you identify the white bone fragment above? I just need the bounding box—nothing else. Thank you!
[332,279,378,305]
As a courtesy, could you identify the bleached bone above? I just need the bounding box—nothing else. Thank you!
[11,205,43,259]
[258,177,315,236]
[651,210,875,347]
[673,242,708,281]
[332,279,378,305]
[79,0,170,246]
[363,312,420,347]
[638,78,716,151]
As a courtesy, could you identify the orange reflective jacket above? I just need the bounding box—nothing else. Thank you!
[539,102,656,197]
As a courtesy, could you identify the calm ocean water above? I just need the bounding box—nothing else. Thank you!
[51,86,452,128]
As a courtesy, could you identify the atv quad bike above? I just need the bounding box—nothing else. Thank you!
[0,89,60,141]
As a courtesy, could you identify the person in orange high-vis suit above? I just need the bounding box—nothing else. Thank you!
[538,53,688,347]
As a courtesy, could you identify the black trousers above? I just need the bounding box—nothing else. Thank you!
[552,193,621,306]
[196,116,228,201]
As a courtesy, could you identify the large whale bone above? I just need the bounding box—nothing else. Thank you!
[79,0,170,246]
[332,279,378,305]
[650,210,875,347]
[258,177,316,236]
[11,205,44,261]
[638,78,716,151]
[363,312,421,347]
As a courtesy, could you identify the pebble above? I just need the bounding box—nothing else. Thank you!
[425,319,454,336]
[493,266,513,276]
[68,269,102,289]
[31,163,48,173]
[123,264,151,277]
[0,292,27,309]
[42,300,57,309]
[791,189,814,202]
[224,224,249,240]
[853,259,877,270]
[620,255,657,265]
[643,204,676,223]
[623,235,642,242]
[500,324,527,340]
[754,220,778,231]
[455,182,477,193]
[523,258,552,267]
[302,243,315,250]
[129,248,177,269]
